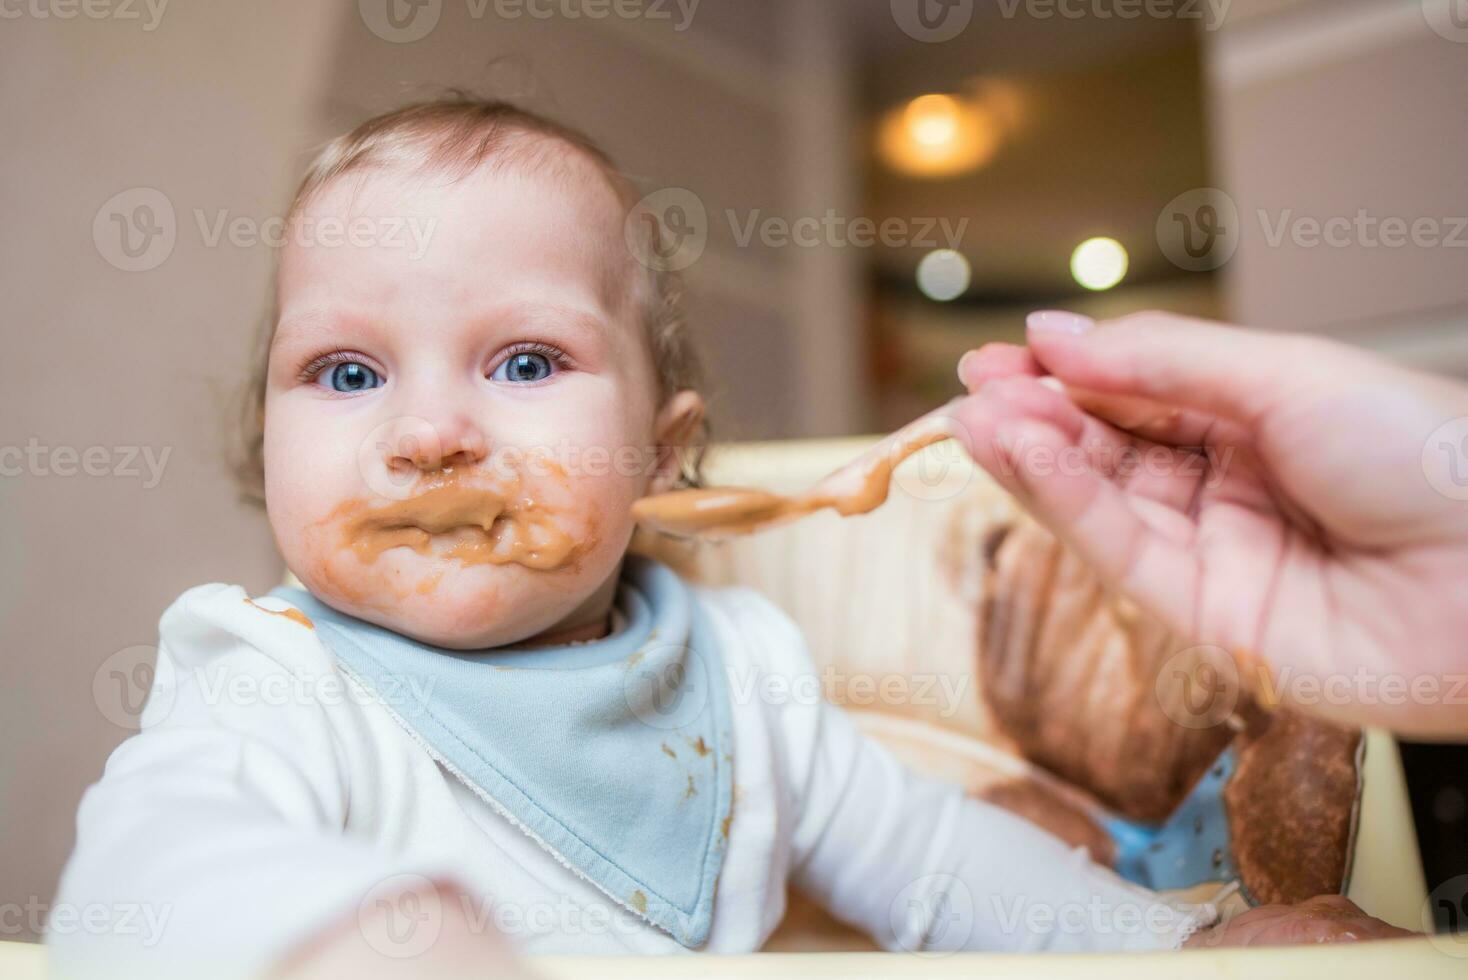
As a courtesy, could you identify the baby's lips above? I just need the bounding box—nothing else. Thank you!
[336,469,590,573]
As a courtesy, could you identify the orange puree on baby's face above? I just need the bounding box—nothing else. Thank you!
[326,468,582,572]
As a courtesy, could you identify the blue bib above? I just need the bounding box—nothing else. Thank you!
[271,556,733,947]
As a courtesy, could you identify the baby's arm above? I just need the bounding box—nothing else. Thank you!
[746,595,1216,953]
[47,585,511,980]
[787,696,1214,953]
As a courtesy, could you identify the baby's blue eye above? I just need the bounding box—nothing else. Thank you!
[321,362,381,393]
[493,352,554,384]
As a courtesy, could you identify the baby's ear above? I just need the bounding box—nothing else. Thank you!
[648,390,705,494]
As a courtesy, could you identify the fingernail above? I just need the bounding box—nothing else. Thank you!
[956,350,976,384]
[1028,310,1095,335]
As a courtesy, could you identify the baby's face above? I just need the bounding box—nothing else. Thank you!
[264,154,692,648]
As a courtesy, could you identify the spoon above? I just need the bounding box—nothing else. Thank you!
[632,403,967,539]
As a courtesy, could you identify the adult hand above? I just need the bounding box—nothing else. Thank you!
[953,310,1468,737]
[1182,894,1413,948]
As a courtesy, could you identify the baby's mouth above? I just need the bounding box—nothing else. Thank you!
[329,474,581,571]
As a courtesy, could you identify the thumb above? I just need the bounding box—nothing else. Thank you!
[1024,310,1363,426]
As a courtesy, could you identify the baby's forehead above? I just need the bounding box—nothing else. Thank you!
[500,150,646,321]
[296,136,645,318]
[522,145,646,315]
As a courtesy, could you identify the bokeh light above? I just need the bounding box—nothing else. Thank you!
[1070,237,1129,291]
[878,93,999,179]
[916,249,972,302]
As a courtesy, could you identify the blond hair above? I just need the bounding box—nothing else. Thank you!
[235,94,705,503]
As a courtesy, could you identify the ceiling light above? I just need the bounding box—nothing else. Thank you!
[878,94,998,179]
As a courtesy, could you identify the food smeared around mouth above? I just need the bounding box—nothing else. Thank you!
[327,470,582,572]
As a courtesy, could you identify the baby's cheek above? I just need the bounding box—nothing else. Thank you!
[531,446,642,536]
[544,474,629,576]
[293,514,384,608]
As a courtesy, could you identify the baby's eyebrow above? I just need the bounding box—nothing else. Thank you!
[469,301,624,359]
[506,302,610,341]
[274,303,614,358]
[273,307,373,345]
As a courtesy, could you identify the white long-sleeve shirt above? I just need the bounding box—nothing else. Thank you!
[48,580,1213,978]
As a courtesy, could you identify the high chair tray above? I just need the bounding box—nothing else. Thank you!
[531,941,1460,978]
[3,937,1462,979]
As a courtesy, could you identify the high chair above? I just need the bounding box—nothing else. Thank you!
[6,437,1454,979]
[607,436,1448,976]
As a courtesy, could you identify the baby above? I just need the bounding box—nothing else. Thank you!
[48,98,1396,979]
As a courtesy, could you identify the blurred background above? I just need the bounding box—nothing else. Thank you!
[3,0,1467,943]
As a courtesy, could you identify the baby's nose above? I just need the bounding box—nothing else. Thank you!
[382,414,488,474]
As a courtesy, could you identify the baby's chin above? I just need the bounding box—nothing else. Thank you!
[296,547,609,650]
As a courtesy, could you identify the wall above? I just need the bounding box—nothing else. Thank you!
[1205,0,1468,373]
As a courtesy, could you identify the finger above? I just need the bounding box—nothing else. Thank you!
[955,337,1223,445]
[1062,384,1254,451]
[1061,382,1269,513]
[951,381,1202,631]
[1023,310,1364,428]
[960,336,1257,478]
[953,334,1216,443]
[958,342,1041,393]
[956,322,1251,451]
[983,378,1211,518]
